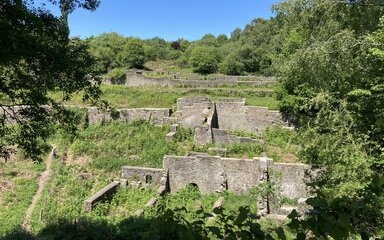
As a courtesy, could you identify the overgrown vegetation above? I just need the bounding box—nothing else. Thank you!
[69,121,193,170]
[0,0,104,162]
[0,157,45,238]
[2,0,384,238]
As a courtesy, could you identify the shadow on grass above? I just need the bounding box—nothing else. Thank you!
[3,215,206,240]
[2,206,284,240]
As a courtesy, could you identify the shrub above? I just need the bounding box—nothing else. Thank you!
[219,53,244,75]
[118,38,146,69]
[189,46,221,74]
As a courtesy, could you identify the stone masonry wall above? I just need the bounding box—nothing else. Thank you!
[102,71,276,88]
[162,155,310,201]
[163,155,260,194]
[87,107,171,125]
[121,166,163,187]
[174,97,288,134]
[216,101,288,133]
[269,162,310,200]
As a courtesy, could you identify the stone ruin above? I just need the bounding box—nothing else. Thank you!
[83,97,309,217]
[86,96,292,146]
[119,153,310,216]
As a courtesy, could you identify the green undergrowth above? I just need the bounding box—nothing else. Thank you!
[49,84,279,110]
[24,183,294,239]
[68,121,193,171]
[145,185,259,220]
[194,142,264,159]
[27,156,156,233]
[263,126,300,163]
[0,155,45,238]
[61,120,280,171]
[142,70,273,82]
[144,60,194,73]
[1,122,299,238]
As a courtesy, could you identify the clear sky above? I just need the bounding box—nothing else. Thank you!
[34,0,281,41]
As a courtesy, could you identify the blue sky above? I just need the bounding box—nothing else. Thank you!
[34,0,281,41]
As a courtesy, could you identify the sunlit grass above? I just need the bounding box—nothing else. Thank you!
[50,84,279,110]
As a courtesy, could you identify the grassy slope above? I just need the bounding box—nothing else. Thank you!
[1,122,298,238]
[0,158,45,237]
[50,84,279,110]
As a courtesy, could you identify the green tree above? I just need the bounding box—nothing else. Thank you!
[219,53,244,75]
[143,37,169,61]
[87,32,126,73]
[271,0,384,238]
[230,28,242,41]
[189,46,221,74]
[48,0,100,34]
[0,0,102,161]
[217,34,229,45]
[118,38,146,69]
[198,33,218,47]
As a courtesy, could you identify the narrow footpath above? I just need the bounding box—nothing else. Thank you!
[22,145,55,232]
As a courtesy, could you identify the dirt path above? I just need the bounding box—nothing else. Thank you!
[22,145,56,232]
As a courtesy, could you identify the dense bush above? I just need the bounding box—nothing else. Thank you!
[117,38,146,69]
[189,46,221,74]
[219,53,244,75]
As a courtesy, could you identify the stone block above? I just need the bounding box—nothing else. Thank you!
[170,124,179,132]
[165,132,176,141]
[134,209,144,217]
[84,181,119,212]
[156,185,167,196]
[120,179,128,188]
[212,197,225,212]
[145,197,157,208]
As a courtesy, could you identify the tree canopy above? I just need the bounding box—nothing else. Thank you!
[0,0,103,161]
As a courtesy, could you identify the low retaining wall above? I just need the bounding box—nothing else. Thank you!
[102,71,276,88]
[1,106,172,126]
[84,181,120,212]
[212,128,258,144]
[87,107,172,125]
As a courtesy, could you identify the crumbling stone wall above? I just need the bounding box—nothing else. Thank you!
[174,97,288,134]
[216,101,287,133]
[1,105,172,126]
[121,166,163,187]
[163,155,260,194]
[84,181,120,212]
[87,107,171,125]
[175,97,215,128]
[102,71,276,88]
[162,155,309,202]
[268,162,310,200]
